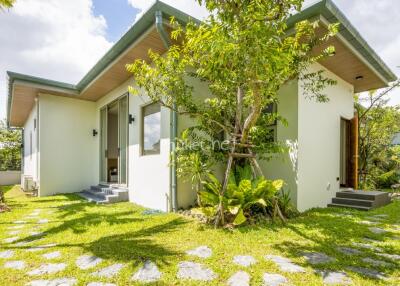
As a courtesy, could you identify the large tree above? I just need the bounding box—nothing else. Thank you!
[128,0,338,226]
[0,0,14,9]
[0,120,22,171]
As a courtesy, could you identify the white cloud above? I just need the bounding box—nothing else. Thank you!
[0,0,113,120]
[127,0,209,22]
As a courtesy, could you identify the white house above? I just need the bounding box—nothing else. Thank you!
[6,0,396,212]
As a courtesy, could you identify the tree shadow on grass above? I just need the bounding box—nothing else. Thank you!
[269,207,399,278]
[48,217,187,266]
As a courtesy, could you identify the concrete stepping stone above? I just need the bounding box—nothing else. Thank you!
[8,230,21,236]
[132,260,161,282]
[227,271,250,286]
[233,255,257,267]
[363,237,381,243]
[8,225,24,230]
[337,247,362,255]
[347,266,387,280]
[369,227,387,234]
[302,252,334,264]
[27,278,77,286]
[0,250,14,259]
[30,231,45,237]
[359,220,379,225]
[186,246,212,258]
[15,241,30,247]
[76,255,103,270]
[43,251,61,260]
[362,257,392,267]
[4,260,26,270]
[377,253,400,261]
[27,243,57,252]
[87,283,116,286]
[265,255,305,273]
[317,270,352,285]
[13,220,26,224]
[352,242,382,252]
[28,263,67,276]
[177,261,217,281]
[38,219,49,224]
[262,273,288,286]
[91,263,124,278]
[3,236,19,243]
[372,214,388,218]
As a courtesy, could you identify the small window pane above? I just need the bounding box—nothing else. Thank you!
[142,103,161,155]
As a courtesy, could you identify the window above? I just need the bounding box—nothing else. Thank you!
[142,103,161,155]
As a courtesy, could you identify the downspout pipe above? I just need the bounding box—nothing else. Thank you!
[155,11,178,212]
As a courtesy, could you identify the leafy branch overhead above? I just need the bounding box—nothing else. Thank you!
[127,0,339,226]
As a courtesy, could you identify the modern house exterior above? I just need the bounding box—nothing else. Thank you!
[6,0,397,212]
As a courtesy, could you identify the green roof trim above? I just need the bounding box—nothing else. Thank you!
[7,0,397,126]
[287,0,397,83]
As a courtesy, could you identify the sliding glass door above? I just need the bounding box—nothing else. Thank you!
[100,107,108,183]
[118,95,128,185]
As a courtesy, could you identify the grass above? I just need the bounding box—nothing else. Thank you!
[0,185,399,285]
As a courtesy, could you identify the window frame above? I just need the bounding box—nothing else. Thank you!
[141,102,162,156]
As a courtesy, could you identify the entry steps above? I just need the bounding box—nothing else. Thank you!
[77,184,129,204]
[328,190,391,211]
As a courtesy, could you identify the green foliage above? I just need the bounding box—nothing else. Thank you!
[0,120,22,171]
[199,165,284,225]
[375,170,400,189]
[277,189,298,218]
[0,0,14,9]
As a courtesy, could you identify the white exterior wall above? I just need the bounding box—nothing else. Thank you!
[297,63,354,211]
[23,103,39,183]
[96,78,171,212]
[38,94,98,196]
[0,171,21,185]
[260,81,299,205]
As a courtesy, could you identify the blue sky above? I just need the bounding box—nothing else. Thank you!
[92,0,140,42]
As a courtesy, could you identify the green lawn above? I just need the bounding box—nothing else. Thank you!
[0,185,399,285]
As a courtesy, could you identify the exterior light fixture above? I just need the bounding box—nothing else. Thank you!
[355,75,364,80]
[129,114,135,124]
[92,129,98,137]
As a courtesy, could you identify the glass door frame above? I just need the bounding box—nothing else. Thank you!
[99,93,129,187]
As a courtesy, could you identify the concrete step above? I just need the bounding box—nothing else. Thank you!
[332,197,374,207]
[336,190,388,201]
[327,203,372,211]
[78,185,129,204]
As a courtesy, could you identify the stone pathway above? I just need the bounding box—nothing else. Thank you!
[347,266,387,280]
[4,260,26,270]
[76,255,103,270]
[177,261,217,281]
[302,252,334,264]
[352,242,383,252]
[87,283,116,286]
[92,263,124,278]
[317,270,352,285]
[27,278,77,286]
[265,255,305,273]
[233,255,257,267]
[13,220,26,224]
[3,236,19,243]
[359,220,379,225]
[8,225,24,230]
[337,246,362,255]
[27,263,67,276]
[369,227,387,234]
[186,245,212,258]
[38,219,49,224]
[43,251,61,260]
[377,253,400,261]
[131,260,161,282]
[262,273,288,286]
[0,250,14,259]
[362,257,392,267]
[27,243,57,252]
[227,271,250,286]
[8,230,21,235]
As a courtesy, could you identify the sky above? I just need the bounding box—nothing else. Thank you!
[0,0,399,121]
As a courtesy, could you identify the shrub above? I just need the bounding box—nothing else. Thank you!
[375,170,400,189]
